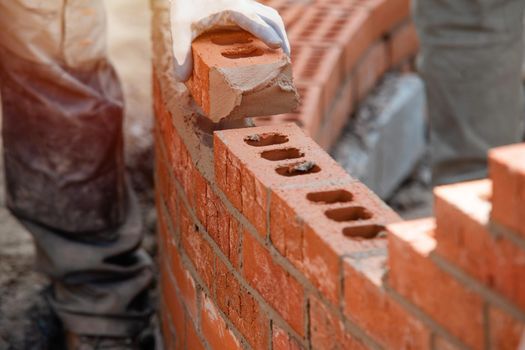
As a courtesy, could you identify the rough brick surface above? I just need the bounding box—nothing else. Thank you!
[242,232,305,335]
[489,143,525,238]
[270,180,400,303]
[488,306,525,349]
[343,255,431,349]
[187,29,298,122]
[309,297,368,350]
[435,180,525,310]
[214,123,352,236]
[253,84,324,138]
[290,43,343,115]
[200,294,243,350]
[214,257,270,349]
[388,219,485,349]
[272,325,304,350]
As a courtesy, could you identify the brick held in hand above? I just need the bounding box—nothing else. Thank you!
[186,29,299,122]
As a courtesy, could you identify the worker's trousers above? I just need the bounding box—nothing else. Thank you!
[414,0,525,185]
[0,1,153,337]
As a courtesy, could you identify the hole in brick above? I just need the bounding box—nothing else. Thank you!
[222,46,264,59]
[211,32,253,45]
[325,206,372,222]
[342,225,386,240]
[307,190,353,204]
[276,161,321,177]
[261,148,304,161]
[244,133,289,147]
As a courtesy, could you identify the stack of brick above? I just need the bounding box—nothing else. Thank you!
[255,0,419,149]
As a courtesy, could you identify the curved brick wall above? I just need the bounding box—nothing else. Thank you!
[151,0,525,349]
[255,0,418,149]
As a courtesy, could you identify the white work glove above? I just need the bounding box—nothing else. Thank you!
[169,0,291,82]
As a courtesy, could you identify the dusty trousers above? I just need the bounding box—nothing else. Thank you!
[0,0,153,337]
[414,0,525,185]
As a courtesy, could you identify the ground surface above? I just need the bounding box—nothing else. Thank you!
[0,2,431,349]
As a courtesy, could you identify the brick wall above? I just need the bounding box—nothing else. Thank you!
[151,0,525,349]
[254,0,419,149]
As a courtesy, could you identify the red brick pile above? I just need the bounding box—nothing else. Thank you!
[255,0,418,149]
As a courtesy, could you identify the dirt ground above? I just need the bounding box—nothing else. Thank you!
[0,2,432,349]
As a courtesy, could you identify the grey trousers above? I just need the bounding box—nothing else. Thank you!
[414,0,525,185]
[0,1,153,337]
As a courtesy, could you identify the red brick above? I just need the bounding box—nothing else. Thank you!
[314,0,362,9]
[316,76,355,150]
[214,124,352,237]
[362,0,410,40]
[288,6,375,75]
[160,308,178,350]
[157,193,173,254]
[160,266,186,350]
[186,319,205,350]
[215,257,269,349]
[270,181,400,303]
[180,205,215,290]
[165,236,198,319]
[355,41,388,102]
[197,179,240,267]
[388,21,419,68]
[242,232,305,335]
[240,163,269,236]
[264,0,309,29]
[309,297,367,350]
[194,168,208,227]
[253,84,325,139]
[489,143,525,238]
[200,294,243,350]
[343,255,431,349]
[272,325,304,350]
[489,306,525,349]
[186,30,297,122]
[291,43,343,115]
[387,218,485,349]
[155,102,196,211]
[433,336,461,350]
[154,137,179,222]
[434,180,525,310]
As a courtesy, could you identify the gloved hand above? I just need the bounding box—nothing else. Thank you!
[169,0,291,82]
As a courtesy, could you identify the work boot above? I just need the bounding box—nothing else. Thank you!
[65,332,140,350]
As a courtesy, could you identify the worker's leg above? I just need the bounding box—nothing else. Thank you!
[0,0,153,337]
[414,0,525,185]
